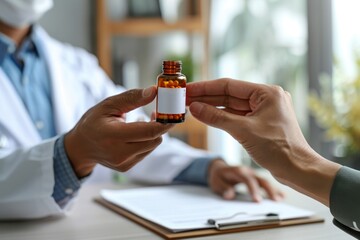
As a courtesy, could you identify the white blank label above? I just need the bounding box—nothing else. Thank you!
[157,87,186,114]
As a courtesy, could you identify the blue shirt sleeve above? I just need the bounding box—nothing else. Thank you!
[52,135,84,208]
[173,157,215,185]
[52,134,216,205]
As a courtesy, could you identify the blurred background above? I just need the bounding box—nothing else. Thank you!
[39,0,360,168]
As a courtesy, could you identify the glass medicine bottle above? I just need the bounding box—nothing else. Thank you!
[156,60,186,123]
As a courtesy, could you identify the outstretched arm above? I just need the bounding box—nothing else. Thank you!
[187,78,341,206]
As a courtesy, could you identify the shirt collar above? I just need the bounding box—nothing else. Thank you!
[0,25,41,66]
[0,33,15,66]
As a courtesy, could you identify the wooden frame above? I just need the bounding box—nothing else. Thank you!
[95,0,210,79]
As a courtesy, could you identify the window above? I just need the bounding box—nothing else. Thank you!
[209,0,307,165]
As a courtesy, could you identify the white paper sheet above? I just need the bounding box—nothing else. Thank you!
[100,185,314,232]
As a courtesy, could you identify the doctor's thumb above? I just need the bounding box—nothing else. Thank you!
[107,86,157,113]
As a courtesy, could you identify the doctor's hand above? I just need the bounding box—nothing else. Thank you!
[187,79,341,206]
[208,159,284,202]
[64,86,174,178]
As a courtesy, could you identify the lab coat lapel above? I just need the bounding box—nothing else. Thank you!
[37,28,77,134]
[0,70,41,146]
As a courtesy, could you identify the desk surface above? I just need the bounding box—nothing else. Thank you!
[0,181,354,240]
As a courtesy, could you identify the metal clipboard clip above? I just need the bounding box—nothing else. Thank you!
[207,212,280,230]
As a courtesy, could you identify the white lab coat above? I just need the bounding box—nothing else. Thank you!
[0,27,214,219]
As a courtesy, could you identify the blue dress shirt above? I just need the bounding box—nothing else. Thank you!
[0,26,213,208]
[0,27,82,207]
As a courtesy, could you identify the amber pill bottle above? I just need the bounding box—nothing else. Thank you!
[156,60,186,123]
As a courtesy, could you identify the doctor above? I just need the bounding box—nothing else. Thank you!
[0,0,282,219]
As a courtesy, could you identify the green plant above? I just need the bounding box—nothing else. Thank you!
[308,57,360,155]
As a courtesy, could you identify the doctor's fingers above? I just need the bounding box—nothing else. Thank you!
[220,167,264,202]
[210,175,237,200]
[256,177,285,201]
[100,137,163,171]
[101,86,157,114]
[113,136,163,161]
[99,148,153,172]
[111,122,174,142]
[151,111,156,121]
[209,164,245,200]
[114,149,157,172]
[226,167,283,202]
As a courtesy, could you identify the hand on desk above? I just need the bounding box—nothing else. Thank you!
[64,86,174,178]
[208,159,284,202]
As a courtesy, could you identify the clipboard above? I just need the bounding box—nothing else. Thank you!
[94,197,324,240]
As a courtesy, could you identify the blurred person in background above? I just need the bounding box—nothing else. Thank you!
[0,0,282,219]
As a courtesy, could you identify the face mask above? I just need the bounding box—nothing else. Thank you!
[0,0,53,28]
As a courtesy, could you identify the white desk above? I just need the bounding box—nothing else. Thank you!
[0,182,354,240]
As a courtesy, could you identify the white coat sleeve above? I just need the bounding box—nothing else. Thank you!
[0,138,62,219]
